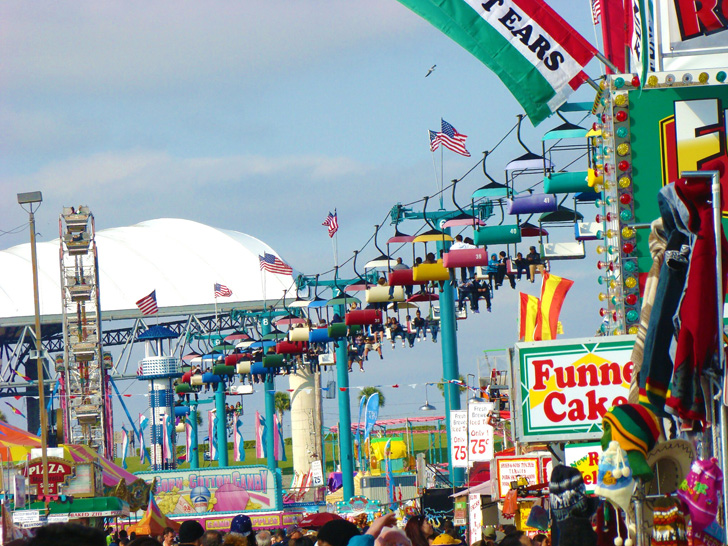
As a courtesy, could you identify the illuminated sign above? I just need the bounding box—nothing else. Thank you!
[512,336,635,442]
[22,457,75,495]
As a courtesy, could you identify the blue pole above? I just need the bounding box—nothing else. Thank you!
[437,236,464,486]
[109,376,140,439]
[261,314,283,510]
[215,380,228,467]
[334,304,355,501]
[189,401,199,469]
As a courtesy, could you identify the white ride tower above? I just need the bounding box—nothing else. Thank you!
[59,206,113,459]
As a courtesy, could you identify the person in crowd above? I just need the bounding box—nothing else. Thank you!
[387,316,404,348]
[404,315,417,348]
[348,513,397,546]
[405,515,435,546]
[427,315,439,343]
[486,254,499,289]
[271,530,287,544]
[496,531,531,546]
[495,251,516,289]
[514,251,529,281]
[256,531,272,546]
[424,252,436,264]
[162,527,176,546]
[202,531,223,546]
[178,521,206,546]
[389,257,413,299]
[348,340,364,372]
[531,535,546,546]
[363,335,383,360]
[316,519,361,546]
[526,245,544,282]
[411,309,426,340]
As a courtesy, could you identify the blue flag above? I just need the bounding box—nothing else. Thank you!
[364,393,380,442]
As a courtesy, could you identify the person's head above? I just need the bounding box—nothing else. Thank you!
[396,257,403,264]
[497,531,531,546]
[120,531,129,540]
[491,254,497,260]
[231,515,254,537]
[464,237,474,245]
[529,246,536,252]
[130,533,137,542]
[455,235,463,242]
[163,528,176,543]
[376,528,412,546]
[404,516,432,546]
[415,310,421,317]
[499,251,506,258]
[516,252,523,258]
[316,519,360,546]
[500,526,517,537]
[256,531,272,546]
[202,531,223,546]
[531,535,546,546]
[179,520,206,545]
[272,530,286,543]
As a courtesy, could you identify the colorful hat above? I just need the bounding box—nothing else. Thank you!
[651,496,688,546]
[645,439,695,494]
[595,441,635,513]
[549,465,596,522]
[677,457,723,533]
[602,403,662,480]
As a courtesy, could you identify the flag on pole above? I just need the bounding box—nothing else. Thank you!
[364,393,380,442]
[429,130,440,152]
[135,290,158,315]
[255,411,266,458]
[590,0,601,24]
[12,370,31,382]
[208,409,218,461]
[274,413,286,461]
[438,120,470,157]
[139,413,150,464]
[534,272,574,340]
[395,0,598,125]
[121,426,130,469]
[214,283,233,298]
[518,292,540,342]
[234,415,246,462]
[259,253,293,276]
[322,211,339,238]
[185,420,193,463]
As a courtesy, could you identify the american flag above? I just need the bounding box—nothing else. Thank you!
[429,130,440,152]
[438,119,470,157]
[591,0,601,24]
[214,283,233,298]
[322,211,339,238]
[135,290,158,315]
[259,252,293,275]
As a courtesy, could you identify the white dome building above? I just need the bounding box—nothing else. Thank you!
[0,218,297,326]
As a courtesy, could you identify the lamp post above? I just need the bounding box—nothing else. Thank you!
[17,191,50,504]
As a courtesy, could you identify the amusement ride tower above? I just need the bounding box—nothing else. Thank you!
[59,206,113,459]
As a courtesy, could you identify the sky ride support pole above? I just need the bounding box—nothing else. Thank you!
[261,313,283,510]
[189,398,199,469]
[335,303,355,501]
[437,233,464,487]
[215,380,228,467]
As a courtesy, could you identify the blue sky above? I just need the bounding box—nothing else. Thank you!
[0,1,607,443]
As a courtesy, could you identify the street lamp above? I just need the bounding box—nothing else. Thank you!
[17,191,50,504]
[420,383,436,411]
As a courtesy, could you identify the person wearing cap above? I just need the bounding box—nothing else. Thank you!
[228,514,256,546]
[431,534,460,546]
[178,521,206,546]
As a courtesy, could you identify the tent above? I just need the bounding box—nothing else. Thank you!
[128,493,181,536]
[0,421,151,510]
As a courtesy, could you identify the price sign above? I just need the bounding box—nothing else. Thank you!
[468,402,494,462]
[450,410,468,468]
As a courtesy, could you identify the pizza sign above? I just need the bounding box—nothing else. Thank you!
[23,457,75,494]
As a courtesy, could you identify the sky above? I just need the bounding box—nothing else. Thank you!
[0,1,608,452]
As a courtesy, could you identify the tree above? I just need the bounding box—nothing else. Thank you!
[274,391,291,421]
[436,375,467,401]
[358,386,385,408]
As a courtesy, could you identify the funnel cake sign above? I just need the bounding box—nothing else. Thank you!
[512,336,635,442]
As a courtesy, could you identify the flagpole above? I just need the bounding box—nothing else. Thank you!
[430,131,440,200]
[214,294,219,332]
[440,129,444,210]
[333,209,339,268]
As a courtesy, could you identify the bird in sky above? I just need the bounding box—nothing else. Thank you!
[425,65,436,77]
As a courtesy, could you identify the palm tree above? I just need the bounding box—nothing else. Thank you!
[436,375,467,401]
[274,391,291,421]
[358,386,385,408]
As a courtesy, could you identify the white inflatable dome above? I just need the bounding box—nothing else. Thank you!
[0,218,297,325]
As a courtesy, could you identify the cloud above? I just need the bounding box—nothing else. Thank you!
[1,1,421,96]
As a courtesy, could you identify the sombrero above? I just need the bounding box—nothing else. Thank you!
[644,439,695,496]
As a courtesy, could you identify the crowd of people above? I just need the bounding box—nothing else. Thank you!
[11,513,550,546]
